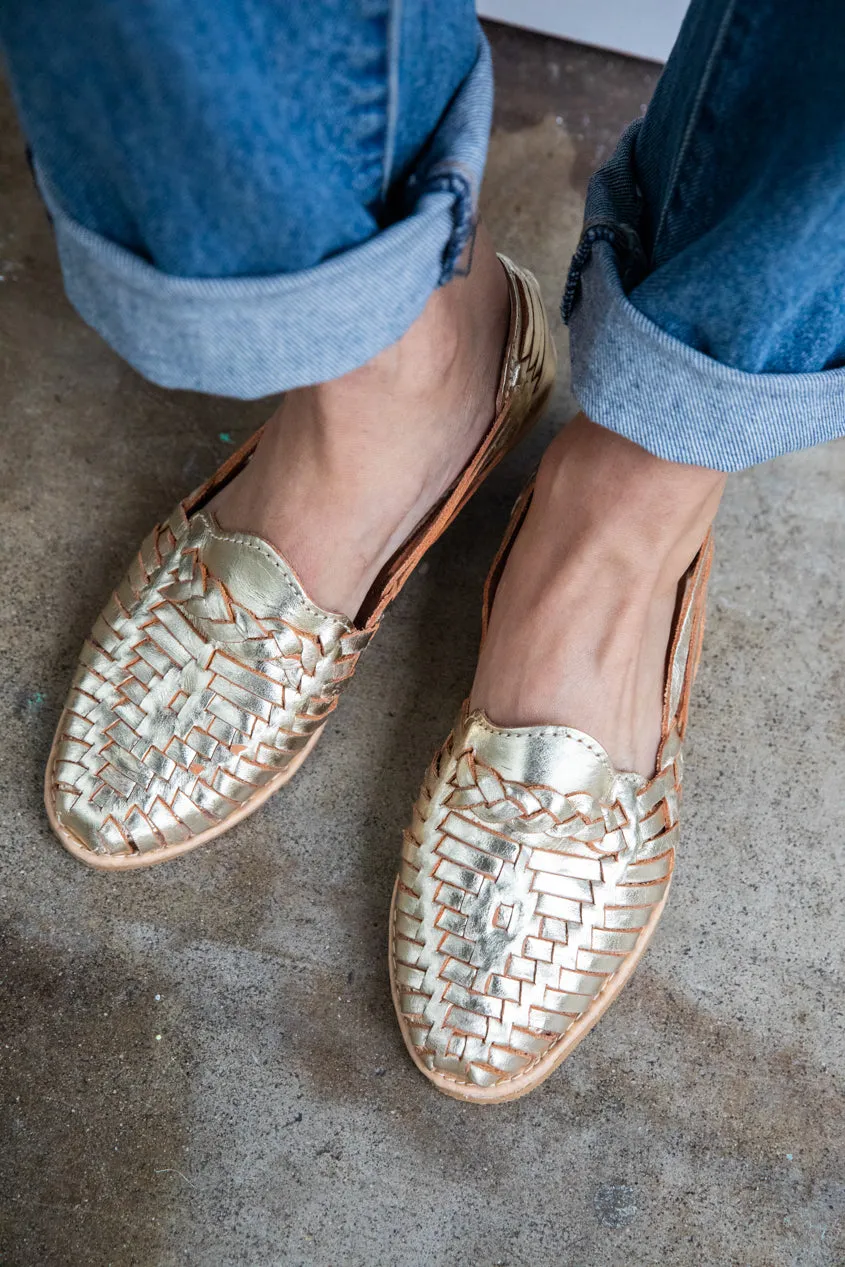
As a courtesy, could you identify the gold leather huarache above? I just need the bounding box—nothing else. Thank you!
[45,256,556,869]
[390,482,713,1102]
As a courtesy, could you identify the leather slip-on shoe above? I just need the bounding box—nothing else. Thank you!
[45,256,556,870]
[390,481,713,1102]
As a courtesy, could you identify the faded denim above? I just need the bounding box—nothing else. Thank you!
[565,0,845,470]
[4,0,844,472]
[0,0,487,397]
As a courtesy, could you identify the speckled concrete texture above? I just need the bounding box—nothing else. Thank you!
[2,22,843,1267]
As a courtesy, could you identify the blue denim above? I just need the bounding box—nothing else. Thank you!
[565,0,845,470]
[0,1,488,397]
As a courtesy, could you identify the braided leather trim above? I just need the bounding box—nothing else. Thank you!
[49,508,371,857]
[392,726,682,1089]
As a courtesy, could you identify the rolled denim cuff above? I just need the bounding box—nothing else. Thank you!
[564,120,845,472]
[568,243,845,471]
[35,39,492,399]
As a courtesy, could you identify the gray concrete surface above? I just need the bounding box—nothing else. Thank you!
[2,22,844,1267]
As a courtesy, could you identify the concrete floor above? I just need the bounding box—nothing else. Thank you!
[2,22,844,1267]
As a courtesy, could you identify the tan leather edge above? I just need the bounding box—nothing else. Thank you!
[480,475,536,642]
[355,258,547,630]
[660,529,714,745]
[182,426,265,516]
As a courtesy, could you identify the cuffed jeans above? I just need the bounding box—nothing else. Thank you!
[565,0,845,469]
[2,0,845,471]
[0,1,489,396]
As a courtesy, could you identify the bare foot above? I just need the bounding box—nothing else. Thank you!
[471,414,726,775]
[211,225,510,619]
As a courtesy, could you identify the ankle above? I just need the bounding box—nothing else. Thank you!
[283,229,510,518]
[211,226,512,620]
[537,414,725,592]
[317,222,507,410]
[471,417,724,770]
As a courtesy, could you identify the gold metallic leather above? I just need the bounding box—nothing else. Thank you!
[49,508,371,858]
[46,256,556,865]
[390,528,713,1100]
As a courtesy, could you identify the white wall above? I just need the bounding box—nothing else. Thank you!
[477,0,688,62]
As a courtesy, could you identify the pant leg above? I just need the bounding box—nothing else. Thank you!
[0,1,488,397]
[563,0,845,471]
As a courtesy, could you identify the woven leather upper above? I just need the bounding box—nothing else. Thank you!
[391,534,713,1096]
[50,508,370,857]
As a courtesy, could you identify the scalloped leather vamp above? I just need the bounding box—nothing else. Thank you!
[390,489,713,1102]
[45,256,556,869]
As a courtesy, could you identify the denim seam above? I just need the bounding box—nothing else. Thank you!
[381,0,402,198]
[561,216,646,324]
[651,0,737,256]
[425,162,477,283]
